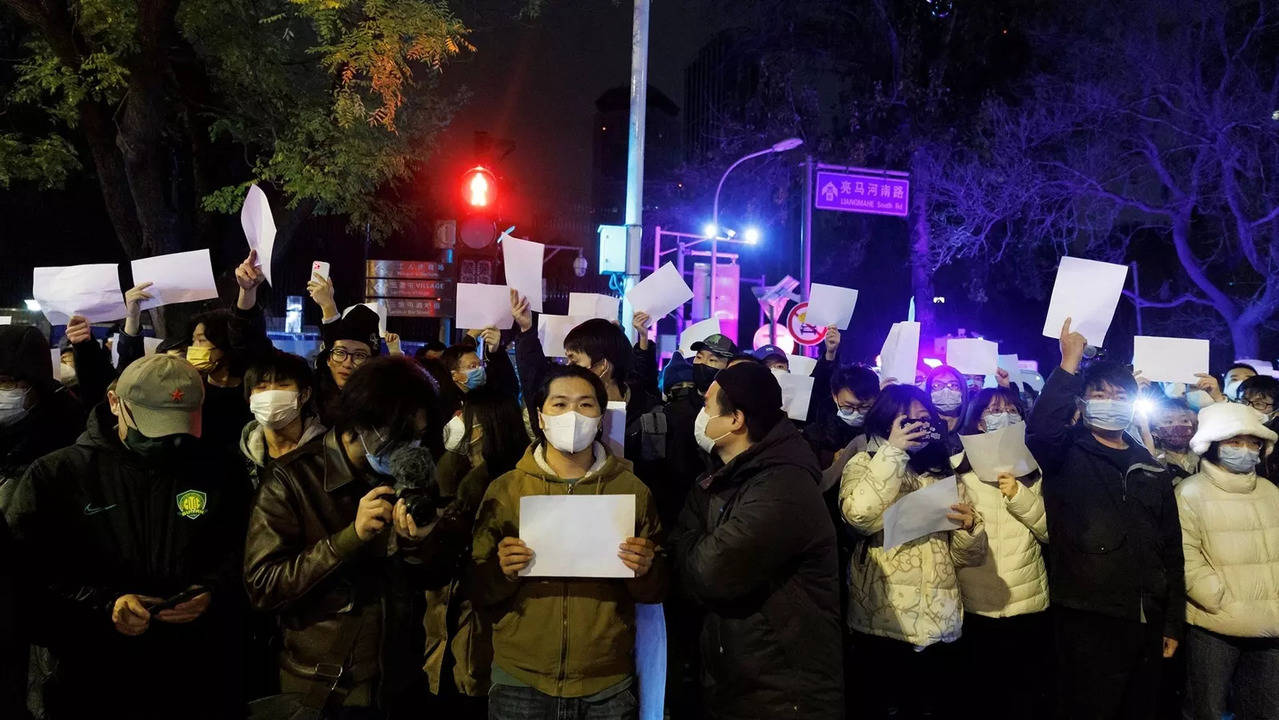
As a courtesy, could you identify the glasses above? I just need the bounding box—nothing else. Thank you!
[1243,398,1275,412]
[839,403,874,413]
[330,348,371,366]
[933,381,964,392]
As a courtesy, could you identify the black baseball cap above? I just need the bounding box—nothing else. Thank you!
[713,362,784,426]
[690,333,737,359]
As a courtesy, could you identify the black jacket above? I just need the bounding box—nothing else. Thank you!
[0,403,251,717]
[670,420,843,720]
[1027,368,1185,640]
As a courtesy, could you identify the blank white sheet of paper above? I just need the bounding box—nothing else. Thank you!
[568,293,619,322]
[32,264,126,325]
[678,317,720,357]
[946,338,999,377]
[788,354,818,377]
[455,284,514,330]
[1132,336,1210,385]
[502,235,545,312]
[1040,257,1129,346]
[776,372,815,421]
[130,250,220,311]
[538,315,585,358]
[882,477,961,550]
[602,400,627,458]
[626,263,693,320]
[240,185,276,286]
[958,423,1040,485]
[879,321,920,386]
[519,494,635,578]
[804,283,859,329]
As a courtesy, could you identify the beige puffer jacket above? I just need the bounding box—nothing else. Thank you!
[954,453,1049,618]
[840,439,988,648]
[1176,460,1279,638]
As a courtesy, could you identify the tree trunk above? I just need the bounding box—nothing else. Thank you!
[1229,319,1261,360]
[909,151,936,330]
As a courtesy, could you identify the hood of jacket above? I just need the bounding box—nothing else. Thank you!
[239,415,327,468]
[511,441,628,489]
[1199,458,1257,494]
[707,418,819,490]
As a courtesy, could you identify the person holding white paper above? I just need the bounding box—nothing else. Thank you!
[953,387,1051,719]
[438,330,518,399]
[472,366,665,718]
[840,384,986,717]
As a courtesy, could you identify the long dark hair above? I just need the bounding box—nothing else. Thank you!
[461,384,529,476]
[865,384,952,475]
[960,387,1025,436]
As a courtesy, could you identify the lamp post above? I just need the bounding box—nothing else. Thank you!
[708,137,803,322]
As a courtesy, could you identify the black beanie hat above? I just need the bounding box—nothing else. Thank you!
[714,362,784,427]
[0,325,54,385]
[332,305,381,353]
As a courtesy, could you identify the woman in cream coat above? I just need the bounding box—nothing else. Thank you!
[1177,401,1279,720]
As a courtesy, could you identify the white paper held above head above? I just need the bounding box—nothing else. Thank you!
[787,354,818,377]
[32,264,126,325]
[537,314,586,358]
[775,372,815,421]
[455,284,515,330]
[878,321,920,386]
[240,185,276,286]
[881,477,961,550]
[603,401,627,458]
[1040,256,1129,346]
[129,249,220,312]
[677,317,720,357]
[568,293,620,322]
[958,423,1040,485]
[946,338,999,377]
[626,262,693,320]
[501,234,545,313]
[804,283,859,329]
[519,494,635,578]
[1132,336,1210,385]
[363,301,389,338]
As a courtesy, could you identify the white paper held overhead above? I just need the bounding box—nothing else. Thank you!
[130,249,220,312]
[537,314,585,358]
[603,401,627,458]
[519,494,635,578]
[1041,257,1129,347]
[775,373,815,421]
[626,262,693,320]
[804,283,859,329]
[1132,336,1210,385]
[882,477,961,550]
[502,234,545,312]
[677,317,720,357]
[946,338,999,377]
[455,284,514,330]
[787,354,818,377]
[878,321,920,386]
[240,185,276,286]
[32,264,126,325]
[568,293,620,322]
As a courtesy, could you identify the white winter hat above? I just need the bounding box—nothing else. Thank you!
[1189,402,1277,456]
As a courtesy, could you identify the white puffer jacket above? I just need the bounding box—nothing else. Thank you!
[1176,460,1279,638]
[954,453,1049,618]
[840,440,988,648]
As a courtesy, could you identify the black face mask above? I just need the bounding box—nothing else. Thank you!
[693,363,719,395]
[123,426,196,460]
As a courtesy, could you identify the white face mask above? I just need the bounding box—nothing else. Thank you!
[442,414,468,454]
[694,407,733,453]
[0,387,29,426]
[837,408,865,427]
[249,390,301,431]
[1186,389,1214,411]
[1224,379,1245,401]
[982,412,1022,433]
[540,411,601,454]
[931,388,963,413]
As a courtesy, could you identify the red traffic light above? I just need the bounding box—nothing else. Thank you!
[462,166,496,209]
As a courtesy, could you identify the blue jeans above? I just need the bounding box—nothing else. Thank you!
[1183,625,1279,720]
[487,683,638,720]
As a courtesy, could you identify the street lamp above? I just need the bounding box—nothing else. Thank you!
[709,137,803,320]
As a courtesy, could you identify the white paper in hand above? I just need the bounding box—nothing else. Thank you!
[32,264,126,325]
[881,477,961,550]
[455,284,514,330]
[603,400,627,458]
[1131,336,1210,384]
[568,293,620,322]
[129,249,220,311]
[678,317,720,357]
[775,372,814,421]
[1041,257,1129,346]
[879,321,920,386]
[240,185,276,286]
[946,338,999,377]
[537,315,585,358]
[519,494,635,578]
[788,354,818,377]
[958,423,1040,485]
[363,301,389,338]
[626,263,693,320]
[502,234,545,312]
[804,283,859,329]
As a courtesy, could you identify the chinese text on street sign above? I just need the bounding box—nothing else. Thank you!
[814,170,910,217]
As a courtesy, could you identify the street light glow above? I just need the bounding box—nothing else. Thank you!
[771,137,804,152]
[702,223,718,238]
[743,227,761,244]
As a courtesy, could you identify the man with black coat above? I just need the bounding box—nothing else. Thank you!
[670,363,843,720]
[0,354,250,719]
[1028,319,1184,720]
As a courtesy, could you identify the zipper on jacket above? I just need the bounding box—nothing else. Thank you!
[557,581,569,696]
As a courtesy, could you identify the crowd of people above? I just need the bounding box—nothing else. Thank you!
[1,252,1277,720]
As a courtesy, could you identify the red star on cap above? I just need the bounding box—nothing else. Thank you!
[170,389,185,402]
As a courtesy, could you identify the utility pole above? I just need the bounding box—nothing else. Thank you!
[800,155,814,302]
[620,0,650,337]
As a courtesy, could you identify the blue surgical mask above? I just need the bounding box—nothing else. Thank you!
[1186,389,1214,411]
[983,412,1021,433]
[1083,399,1134,432]
[1217,445,1260,474]
[360,432,420,477]
[837,408,865,428]
[464,366,487,390]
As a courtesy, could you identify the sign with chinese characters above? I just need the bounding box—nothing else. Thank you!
[366,259,457,318]
[814,170,910,217]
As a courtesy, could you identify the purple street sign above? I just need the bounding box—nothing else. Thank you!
[814,170,910,217]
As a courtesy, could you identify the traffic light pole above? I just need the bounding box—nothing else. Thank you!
[620,0,650,338]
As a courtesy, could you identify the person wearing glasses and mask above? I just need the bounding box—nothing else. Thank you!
[310,304,381,426]
[245,357,446,717]
[925,365,969,454]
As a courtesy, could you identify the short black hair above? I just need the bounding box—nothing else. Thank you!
[1226,362,1258,376]
[924,365,965,394]
[865,384,943,442]
[959,387,1024,435]
[714,384,783,442]
[440,344,478,373]
[564,319,632,381]
[243,351,314,403]
[831,363,880,400]
[1082,361,1138,396]
[1239,375,1279,403]
[530,364,610,446]
[728,353,761,366]
[334,356,439,444]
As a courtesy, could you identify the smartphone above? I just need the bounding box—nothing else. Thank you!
[311,261,331,281]
[147,586,208,614]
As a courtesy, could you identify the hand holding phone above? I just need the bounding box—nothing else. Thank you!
[311,260,331,281]
[147,585,209,615]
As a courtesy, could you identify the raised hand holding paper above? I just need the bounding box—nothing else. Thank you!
[958,423,1039,485]
[501,234,545,312]
[456,284,515,330]
[804,283,859,329]
[626,262,693,320]
[32,264,126,325]
[240,185,276,286]
[1132,336,1210,384]
[1040,257,1128,346]
[568,293,620,322]
[946,338,999,377]
[362,301,389,338]
[677,317,720,357]
[519,494,635,578]
[129,249,220,311]
[879,321,920,385]
[538,314,586,357]
[882,477,961,550]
